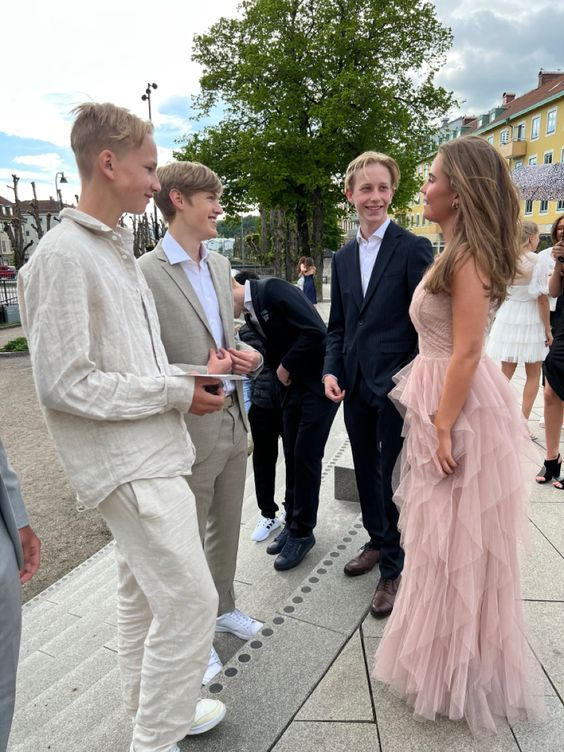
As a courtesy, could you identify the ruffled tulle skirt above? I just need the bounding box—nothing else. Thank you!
[373,354,544,736]
[486,296,548,363]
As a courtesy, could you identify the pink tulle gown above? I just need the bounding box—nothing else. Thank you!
[373,282,544,736]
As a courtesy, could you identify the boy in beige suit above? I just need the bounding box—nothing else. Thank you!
[138,162,263,684]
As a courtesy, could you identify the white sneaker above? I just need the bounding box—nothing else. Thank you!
[202,646,222,686]
[278,507,286,524]
[216,608,263,639]
[251,514,282,541]
[186,699,226,735]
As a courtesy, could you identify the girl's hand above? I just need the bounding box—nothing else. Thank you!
[435,425,457,475]
[546,330,554,348]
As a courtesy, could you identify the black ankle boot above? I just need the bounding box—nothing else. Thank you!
[535,454,562,484]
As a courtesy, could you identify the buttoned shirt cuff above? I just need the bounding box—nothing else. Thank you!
[322,373,338,384]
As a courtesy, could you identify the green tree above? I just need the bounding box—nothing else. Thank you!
[177,0,454,288]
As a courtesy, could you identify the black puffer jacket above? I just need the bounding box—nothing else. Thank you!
[238,322,284,410]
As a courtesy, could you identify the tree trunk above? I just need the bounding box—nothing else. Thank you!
[259,205,269,256]
[295,203,310,256]
[270,208,286,278]
[311,188,324,301]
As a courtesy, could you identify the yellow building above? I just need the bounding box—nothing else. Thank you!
[410,71,564,251]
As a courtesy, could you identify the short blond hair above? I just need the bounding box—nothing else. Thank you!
[520,220,539,246]
[344,151,400,193]
[71,103,153,179]
[154,161,223,221]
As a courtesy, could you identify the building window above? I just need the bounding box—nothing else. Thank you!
[531,116,540,140]
[514,123,525,141]
[544,151,554,164]
[528,155,537,166]
[557,200,564,212]
[487,135,494,145]
[514,160,523,169]
[540,200,549,214]
[547,109,557,134]
[524,200,533,215]
[500,129,510,145]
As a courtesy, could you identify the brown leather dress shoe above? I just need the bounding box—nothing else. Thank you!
[343,543,380,577]
[370,576,401,618]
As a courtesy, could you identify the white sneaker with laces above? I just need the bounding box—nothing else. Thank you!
[202,646,222,686]
[186,699,226,735]
[216,608,263,639]
[251,514,281,542]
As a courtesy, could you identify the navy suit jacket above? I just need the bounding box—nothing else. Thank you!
[323,221,434,400]
[248,277,328,397]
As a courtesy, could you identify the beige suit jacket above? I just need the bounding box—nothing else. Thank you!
[138,243,251,464]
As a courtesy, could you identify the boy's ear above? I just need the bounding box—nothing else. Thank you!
[344,189,354,205]
[169,188,185,210]
[98,149,115,180]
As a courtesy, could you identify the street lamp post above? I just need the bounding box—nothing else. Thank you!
[55,171,68,211]
[140,82,159,242]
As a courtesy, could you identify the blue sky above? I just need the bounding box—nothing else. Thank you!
[1,0,561,204]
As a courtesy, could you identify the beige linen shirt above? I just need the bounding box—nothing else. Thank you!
[17,209,196,509]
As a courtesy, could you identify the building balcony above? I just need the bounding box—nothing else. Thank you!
[499,139,527,159]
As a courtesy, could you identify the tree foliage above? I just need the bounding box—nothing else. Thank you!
[177,0,454,280]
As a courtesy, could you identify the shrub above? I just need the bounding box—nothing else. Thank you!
[1,336,28,352]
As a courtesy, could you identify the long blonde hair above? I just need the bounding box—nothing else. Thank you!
[424,136,521,307]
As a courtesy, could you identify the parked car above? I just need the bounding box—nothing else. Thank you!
[0,265,16,279]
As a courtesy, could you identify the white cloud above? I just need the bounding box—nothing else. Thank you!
[13,153,65,170]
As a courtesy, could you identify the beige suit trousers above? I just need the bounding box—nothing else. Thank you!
[98,476,218,752]
[188,399,247,616]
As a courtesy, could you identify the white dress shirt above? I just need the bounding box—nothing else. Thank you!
[530,246,557,311]
[357,218,391,296]
[162,232,234,394]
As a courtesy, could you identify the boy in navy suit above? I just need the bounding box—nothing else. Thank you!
[323,152,433,617]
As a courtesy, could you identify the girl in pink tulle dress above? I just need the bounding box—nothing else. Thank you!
[373,136,544,735]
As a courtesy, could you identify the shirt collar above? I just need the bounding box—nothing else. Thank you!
[356,217,391,246]
[244,279,253,309]
[162,231,209,266]
[59,208,133,243]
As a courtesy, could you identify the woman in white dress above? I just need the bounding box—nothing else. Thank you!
[486,221,552,428]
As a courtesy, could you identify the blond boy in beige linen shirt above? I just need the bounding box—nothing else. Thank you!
[17,103,226,752]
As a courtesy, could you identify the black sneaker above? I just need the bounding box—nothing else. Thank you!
[273,533,316,571]
[266,525,289,555]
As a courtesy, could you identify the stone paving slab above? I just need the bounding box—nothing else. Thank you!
[529,502,564,552]
[12,666,130,752]
[296,630,373,721]
[521,526,564,601]
[271,721,380,752]
[190,618,347,752]
[364,636,521,752]
[10,646,117,747]
[512,696,564,752]
[523,601,564,699]
[272,525,375,635]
